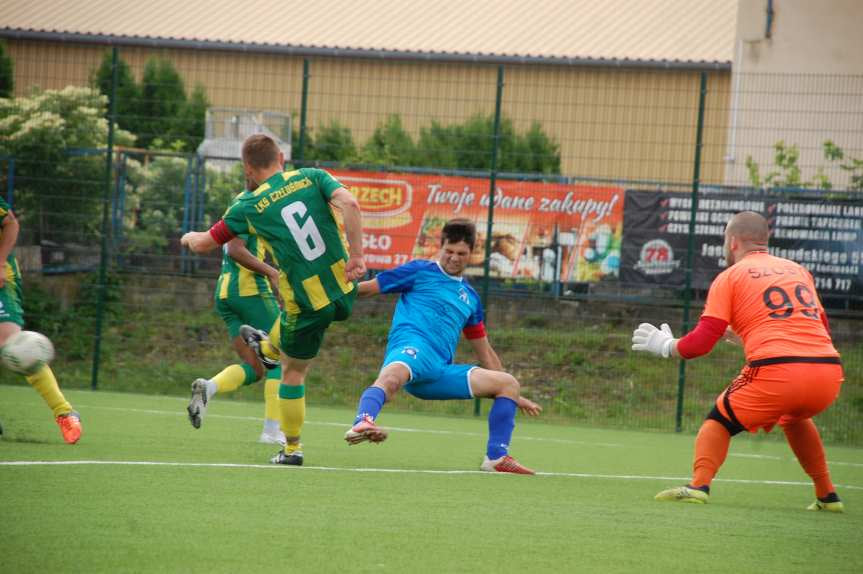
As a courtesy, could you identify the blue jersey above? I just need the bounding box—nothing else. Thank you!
[376,260,485,363]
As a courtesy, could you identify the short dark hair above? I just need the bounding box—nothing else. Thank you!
[440,218,477,250]
[242,134,281,169]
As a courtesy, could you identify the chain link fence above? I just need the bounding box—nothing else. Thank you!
[1,41,861,444]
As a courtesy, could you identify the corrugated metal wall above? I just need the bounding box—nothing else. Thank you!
[5,39,730,184]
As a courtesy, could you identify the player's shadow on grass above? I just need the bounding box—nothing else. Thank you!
[0,434,54,444]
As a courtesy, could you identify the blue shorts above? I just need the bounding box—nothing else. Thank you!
[381,344,475,400]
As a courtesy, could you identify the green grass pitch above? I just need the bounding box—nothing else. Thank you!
[1,384,862,573]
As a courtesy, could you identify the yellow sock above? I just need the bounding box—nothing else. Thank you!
[264,378,280,421]
[260,317,281,361]
[278,384,305,439]
[25,365,72,418]
[212,364,256,394]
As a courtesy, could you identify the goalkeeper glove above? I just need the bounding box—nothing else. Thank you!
[631,323,675,358]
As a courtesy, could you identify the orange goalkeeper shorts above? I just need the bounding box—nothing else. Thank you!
[714,359,843,434]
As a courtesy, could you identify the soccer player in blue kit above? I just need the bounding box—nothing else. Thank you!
[345,219,542,474]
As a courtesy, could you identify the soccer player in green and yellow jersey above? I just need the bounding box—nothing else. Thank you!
[0,196,81,444]
[182,134,365,465]
[185,187,287,445]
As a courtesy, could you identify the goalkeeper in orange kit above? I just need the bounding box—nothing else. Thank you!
[631,211,844,512]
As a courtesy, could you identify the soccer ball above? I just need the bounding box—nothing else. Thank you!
[1,330,55,375]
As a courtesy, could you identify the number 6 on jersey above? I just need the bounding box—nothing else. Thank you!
[281,202,326,261]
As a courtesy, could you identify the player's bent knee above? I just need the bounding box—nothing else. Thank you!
[496,373,520,399]
[470,368,520,399]
[376,374,405,395]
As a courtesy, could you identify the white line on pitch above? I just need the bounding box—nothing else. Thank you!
[70,403,625,448]
[730,453,782,460]
[1,460,861,490]
[729,453,863,468]
[6,397,862,464]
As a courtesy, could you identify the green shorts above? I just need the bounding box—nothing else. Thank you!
[215,292,281,339]
[0,259,24,326]
[275,290,356,360]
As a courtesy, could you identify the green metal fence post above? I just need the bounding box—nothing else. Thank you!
[90,46,119,391]
[297,59,310,164]
[674,71,708,432]
[476,65,505,416]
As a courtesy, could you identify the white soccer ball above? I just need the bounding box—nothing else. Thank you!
[1,330,55,375]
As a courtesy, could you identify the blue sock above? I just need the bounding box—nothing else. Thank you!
[354,386,387,424]
[486,397,517,460]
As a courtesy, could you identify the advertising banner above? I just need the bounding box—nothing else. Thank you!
[331,169,625,283]
[620,190,863,295]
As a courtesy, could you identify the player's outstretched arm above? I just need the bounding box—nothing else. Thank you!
[517,396,543,416]
[0,210,19,289]
[468,335,504,371]
[357,278,381,297]
[226,238,282,307]
[182,219,237,254]
[630,322,677,358]
[632,317,728,360]
[329,187,366,281]
[181,231,219,253]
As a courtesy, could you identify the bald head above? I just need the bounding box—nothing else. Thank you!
[724,211,769,265]
[727,211,769,244]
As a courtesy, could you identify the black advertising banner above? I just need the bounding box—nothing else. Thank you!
[620,190,863,295]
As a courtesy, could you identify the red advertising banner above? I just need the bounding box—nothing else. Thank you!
[331,169,624,283]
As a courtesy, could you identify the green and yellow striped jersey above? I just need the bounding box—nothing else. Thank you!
[223,168,354,314]
[214,233,274,300]
[215,192,274,300]
[0,197,21,286]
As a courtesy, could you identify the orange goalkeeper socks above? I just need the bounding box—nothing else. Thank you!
[691,419,731,489]
[783,418,835,499]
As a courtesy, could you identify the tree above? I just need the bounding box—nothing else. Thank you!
[451,114,499,170]
[137,58,188,150]
[0,41,13,98]
[290,123,314,163]
[414,114,561,174]
[92,54,209,152]
[824,140,863,192]
[204,162,246,223]
[416,121,459,169]
[310,120,356,162]
[174,84,209,152]
[513,121,561,174]
[358,115,416,166]
[0,86,135,242]
[92,50,141,136]
[122,156,188,251]
[746,141,804,189]
[746,140,863,191]
[291,112,561,174]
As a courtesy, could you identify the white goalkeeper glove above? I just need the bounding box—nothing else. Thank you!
[631,323,676,358]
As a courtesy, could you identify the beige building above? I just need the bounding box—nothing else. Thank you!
[1,0,740,186]
[724,0,863,188]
